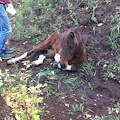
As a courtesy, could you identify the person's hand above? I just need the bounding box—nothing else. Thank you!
[7,3,14,9]
[6,3,16,15]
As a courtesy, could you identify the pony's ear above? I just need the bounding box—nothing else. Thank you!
[67,32,75,46]
[70,32,74,39]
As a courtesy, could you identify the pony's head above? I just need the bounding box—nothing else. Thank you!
[59,27,84,69]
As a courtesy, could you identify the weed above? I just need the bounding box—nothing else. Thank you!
[102,6,120,82]
[86,0,98,9]
[42,85,53,97]
[81,62,95,76]
[36,68,59,79]
[105,0,113,4]
[103,62,120,81]
[107,102,120,115]
[108,7,120,50]
[66,0,79,26]
[91,7,98,23]
[0,67,44,120]
[64,76,86,91]
[90,116,120,120]
[55,92,66,97]
[68,103,84,115]
[107,36,117,50]
[10,0,57,42]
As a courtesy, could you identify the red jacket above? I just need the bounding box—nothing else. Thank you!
[0,0,12,4]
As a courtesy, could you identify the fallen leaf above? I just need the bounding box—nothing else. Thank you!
[23,41,28,45]
[18,3,22,7]
[39,4,43,8]
[103,64,107,67]
[65,103,69,107]
[35,31,40,34]
[85,114,91,118]
[86,7,89,10]
[51,70,55,75]
[97,23,103,27]
[15,114,21,120]
[93,26,96,31]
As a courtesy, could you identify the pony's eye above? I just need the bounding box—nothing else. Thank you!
[69,45,75,50]
[69,45,75,54]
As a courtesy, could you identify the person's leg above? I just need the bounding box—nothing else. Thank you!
[0,5,12,53]
[0,4,13,59]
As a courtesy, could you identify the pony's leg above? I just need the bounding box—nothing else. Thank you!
[7,31,59,64]
[7,52,28,64]
[54,53,61,63]
[59,64,78,72]
[31,50,55,66]
[44,50,55,58]
[63,64,78,72]
[31,55,46,66]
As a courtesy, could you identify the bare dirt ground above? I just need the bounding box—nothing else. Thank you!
[0,0,120,120]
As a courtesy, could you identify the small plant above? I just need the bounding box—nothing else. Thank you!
[68,103,84,115]
[90,116,120,120]
[42,85,54,97]
[36,68,59,80]
[105,0,113,4]
[107,102,120,115]
[81,62,95,76]
[9,0,57,42]
[108,7,120,51]
[103,6,120,82]
[67,0,79,26]
[103,59,120,81]
[107,36,117,50]
[72,103,84,112]
[64,76,86,91]
[91,7,98,23]
[2,85,43,120]
[86,0,98,9]
[0,63,46,120]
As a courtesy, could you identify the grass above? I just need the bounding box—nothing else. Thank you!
[10,0,58,42]
[103,61,120,81]
[81,62,95,76]
[64,76,86,91]
[90,116,120,120]
[102,6,120,82]
[68,103,84,115]
[91,7,98,23]
[107,102,120,115]
[0,66,43,119]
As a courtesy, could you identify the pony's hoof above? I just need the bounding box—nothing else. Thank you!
[7,59,13,65]
[31,61,41,66]
[31,61,37,66]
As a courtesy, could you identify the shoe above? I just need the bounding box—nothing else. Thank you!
[0,52,13,60]
[3,47,14,54]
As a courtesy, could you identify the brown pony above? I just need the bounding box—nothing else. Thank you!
[7,27,86,71]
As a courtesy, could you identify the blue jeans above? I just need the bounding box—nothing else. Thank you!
[0,4,12,53]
